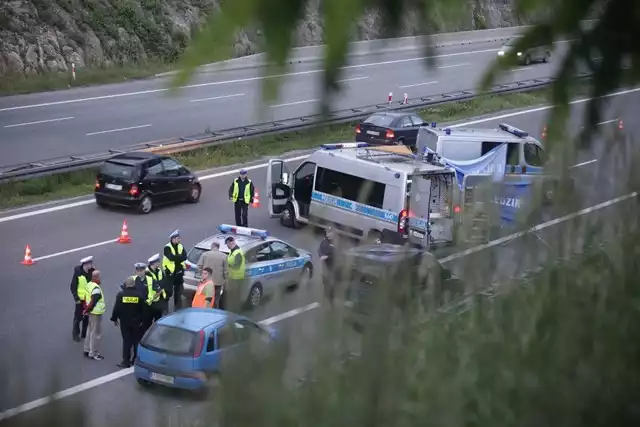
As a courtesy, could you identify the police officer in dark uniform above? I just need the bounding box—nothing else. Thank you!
[111,276,145,368]
[70,256,94,342]
[318,227,338,309]
[146,253,168,317]
[228,169,255,227]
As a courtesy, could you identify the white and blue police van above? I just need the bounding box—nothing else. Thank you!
[266,143,457,248]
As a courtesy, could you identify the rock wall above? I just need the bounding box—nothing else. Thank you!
[0,0,524,77]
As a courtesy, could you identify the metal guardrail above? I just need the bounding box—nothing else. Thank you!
[0,72,592,182]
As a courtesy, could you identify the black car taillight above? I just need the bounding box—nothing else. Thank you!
[355,123,361,134]
[385,129,394,139]
[129,184,140,196]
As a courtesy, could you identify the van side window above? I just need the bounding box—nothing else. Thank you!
[524,143,545,166]
[481,142,519,165]
[314,167,386,209]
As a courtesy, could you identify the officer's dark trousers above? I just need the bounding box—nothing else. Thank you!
[214,285,223,309]
[120,322,140,364]
[72,303,88,339]
[234,202,249,227]
[171,273,184,310]
[141,306,162,336]
[322,270,336,308]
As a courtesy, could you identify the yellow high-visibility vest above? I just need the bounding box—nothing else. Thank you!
[77,275,88,300]
[231,179,252,204]
[227,248,246,280]
[85,282,106,315]
[162,243,185,274]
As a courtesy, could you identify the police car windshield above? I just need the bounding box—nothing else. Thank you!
[187,247,208,264]
[141,324,196,356]
[364,114,395,127]
[101,161,138,179]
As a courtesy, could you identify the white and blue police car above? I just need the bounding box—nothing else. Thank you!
[183,225,314,308]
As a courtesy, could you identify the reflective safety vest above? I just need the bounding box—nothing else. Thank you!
[162,243,185,274]
[227,248,246,280]
[192,280,215,308]
[85,281,106,315]
[231,178,252,204]
[77,275,89,301]
[146,267,163,283]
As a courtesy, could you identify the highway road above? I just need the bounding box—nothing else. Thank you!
[0,91,638,427]
[0,40,569,167]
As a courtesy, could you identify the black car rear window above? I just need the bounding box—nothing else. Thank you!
[141,324,197,356]
[101,161,138,180]
[364,114,395,128]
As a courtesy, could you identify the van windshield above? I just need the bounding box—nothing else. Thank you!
[141,324,196,356]
[101,161,138,180]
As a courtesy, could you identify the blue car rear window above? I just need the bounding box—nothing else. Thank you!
[141,324,196,356]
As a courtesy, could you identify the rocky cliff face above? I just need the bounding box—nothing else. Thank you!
[0,0,524,77]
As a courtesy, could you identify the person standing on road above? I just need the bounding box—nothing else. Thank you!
[225,236,246,312]
[163,230,187,311]
[70,256,94,342]
[318,227,338,309]
[111,276,145,368]
[83,270,106,360]
[146,254,168,316]
[197,241,228,309]
[192,267,216,308]
[228,169,255,227]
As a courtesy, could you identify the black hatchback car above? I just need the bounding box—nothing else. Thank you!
[94,152,201,214]
[355,112,428,149]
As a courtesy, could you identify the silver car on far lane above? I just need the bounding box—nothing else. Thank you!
[183,225,314,309]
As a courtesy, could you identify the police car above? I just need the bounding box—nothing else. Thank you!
[184,225,314,308]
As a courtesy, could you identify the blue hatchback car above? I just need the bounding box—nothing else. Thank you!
[134,308,278,391]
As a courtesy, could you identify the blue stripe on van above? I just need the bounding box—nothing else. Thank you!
[311,191,398,224]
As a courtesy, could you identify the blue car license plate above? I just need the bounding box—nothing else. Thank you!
[150,372,174,384]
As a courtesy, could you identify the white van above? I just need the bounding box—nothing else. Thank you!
[266,143,457,247]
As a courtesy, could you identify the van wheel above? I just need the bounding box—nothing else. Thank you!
[280,203,300,228]
[138,196,153,214]
[366,230,382,245]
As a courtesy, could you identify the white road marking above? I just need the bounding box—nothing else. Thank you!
[440,191,637,263]
[337,76,368,83]
[86,124,152,136]
[437,63,469,69]
[189,93,245,103]
[399,80,438,89]
[0,47,501,113]
[511,67,534,72]
[1,85,639,224]
[0,301,320,422]
[270,99,319,108]
[3,116,75,128]
[32,239,118,262]
[569,159,598,168]
[596,118,618,126]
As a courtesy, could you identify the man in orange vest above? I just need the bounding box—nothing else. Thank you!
[192,267,215,308]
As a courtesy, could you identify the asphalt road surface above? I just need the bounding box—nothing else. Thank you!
[0,40,569,167]
[0,90,638,426]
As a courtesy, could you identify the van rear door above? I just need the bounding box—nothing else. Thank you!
[266,159,292,218]
[407,172,455,247]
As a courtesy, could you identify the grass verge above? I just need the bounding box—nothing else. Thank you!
[0,61,175,96]
[0,88,553,210]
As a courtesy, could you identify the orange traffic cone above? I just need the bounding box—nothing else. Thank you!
[117,220,132,244]
[251,190,261,208]
[541,125,548,139]
[618,119,624,130]
[21,245,35,265]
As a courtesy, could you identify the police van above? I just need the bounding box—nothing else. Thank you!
[416,122,546,174]
[266,143,457,247]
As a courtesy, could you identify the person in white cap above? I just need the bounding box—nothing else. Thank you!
[228,169,255,227]
[70,255,94,342]
[162,230,187,310]
[146,253,168,316]
[140,254,167,332]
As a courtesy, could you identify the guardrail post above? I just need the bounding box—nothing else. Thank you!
[72,63,76,81]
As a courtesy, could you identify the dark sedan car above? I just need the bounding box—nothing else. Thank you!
[94,152,201,214]
[355,112,428,149]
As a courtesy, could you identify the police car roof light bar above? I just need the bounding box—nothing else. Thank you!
[321,142,370,150]
[498,123,529,138]
[218,224,269,239]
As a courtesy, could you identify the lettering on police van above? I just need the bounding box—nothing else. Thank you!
[383,211,396,221]
[493,196,522,209]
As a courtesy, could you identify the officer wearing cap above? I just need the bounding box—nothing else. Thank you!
[111,276,145,368]
[162,230,187,310]
[128,262,154,336]
[141,254,167,332]
[228,169,255,227]
[146,254,168,316]
[224,236,246,312]
[70,255,94,342]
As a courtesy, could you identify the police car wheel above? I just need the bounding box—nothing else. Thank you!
[138,196,153,214]
[299,264,313,286]
[248,284,263,307]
